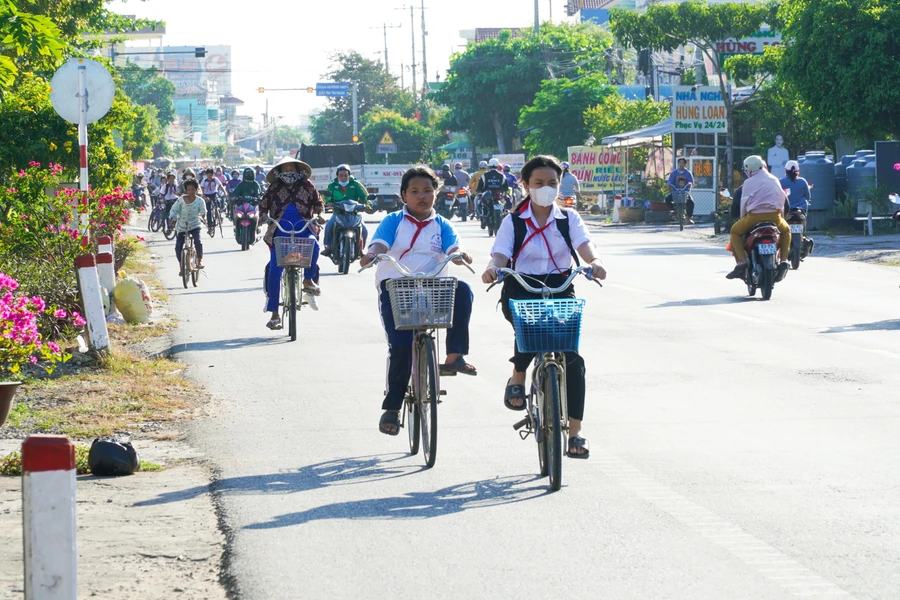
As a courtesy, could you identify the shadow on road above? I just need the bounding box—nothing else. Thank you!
[820,320,900,334]
[649,296,752,308]
[132,454,427,507]
[243,473,549,529]
[167,286,259,296]
[169,336,292,353]
[627,246,724,257]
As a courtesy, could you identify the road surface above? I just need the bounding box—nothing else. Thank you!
[143,216,900,599]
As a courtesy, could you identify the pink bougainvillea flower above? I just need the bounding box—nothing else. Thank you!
[17,171,26,177]
[47,342,61,354]
[54,309,67,319]
[29,356,38,364]
[72,312,86,326]
[28,161,40,167]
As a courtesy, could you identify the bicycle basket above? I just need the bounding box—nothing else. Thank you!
[274,236,316,268]
[386,277,458,330]
[509,298,585,353]
[672,190,687,204]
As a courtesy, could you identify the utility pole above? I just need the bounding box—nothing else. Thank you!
[400,62,405,89]
[534,0,539,34]
[420,0,427,101]
[351,81,359,140]
[408,6,417,99]
[370,23,401,72]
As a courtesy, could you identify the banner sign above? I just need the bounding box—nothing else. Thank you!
[566,146,625,191]
[716,30,782,64]
[492,154,525,173]
[672,86,727,132]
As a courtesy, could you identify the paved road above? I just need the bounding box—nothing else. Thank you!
[145,216,900,599]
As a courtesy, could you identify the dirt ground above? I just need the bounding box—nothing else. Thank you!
[0,437,228,600]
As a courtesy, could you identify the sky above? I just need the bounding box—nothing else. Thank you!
[108,0,577,126]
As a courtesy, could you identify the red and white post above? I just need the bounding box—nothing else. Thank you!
[75,254,109,351]
[97,235,114,258]
[77,64,90,249]
[22,435,77,600]
[96,252,115,315]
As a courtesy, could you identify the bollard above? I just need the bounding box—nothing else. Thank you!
[22,435,77,600]
[612,194,623,223]
[96,252,115,315]
[75,255,109,351]
[97,235,114,257]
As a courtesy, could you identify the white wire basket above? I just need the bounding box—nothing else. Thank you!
[386,277,458,330]
[274,236,316,268]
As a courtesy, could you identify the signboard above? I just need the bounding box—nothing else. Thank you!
[492,154,526,173]
[224,146,242,163]
[144,45,231,97]
[716,30,782,64]
[317,82,350,98]
[379,132,395,145]
[376,144,398,154]
[672,86,727,133]
[566,146,625,192]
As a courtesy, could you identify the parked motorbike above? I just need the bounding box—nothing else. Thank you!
[456,187,469,222]
[731,222,785,301]
[328,199,365,275]
[786,209,814,270]
[232,197,259,251]
[437,185,457,219]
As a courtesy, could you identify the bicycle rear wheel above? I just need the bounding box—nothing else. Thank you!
[543,364,563,491]
[418,337,438,468]
[163,218,176,240]
[181,247,190,289]
[218,210,224,237]
[406,396,420,456]
[191,252,199,287]
[287,268,298,342]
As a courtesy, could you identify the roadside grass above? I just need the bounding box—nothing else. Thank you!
[0,447,164,476]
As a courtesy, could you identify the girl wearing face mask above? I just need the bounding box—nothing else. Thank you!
[258,157,325,328]
[482,155,607,459]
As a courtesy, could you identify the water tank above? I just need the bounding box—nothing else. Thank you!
[846,152,877,202]
[797,152,834,210]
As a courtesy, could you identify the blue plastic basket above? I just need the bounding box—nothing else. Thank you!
[509,298,585,353]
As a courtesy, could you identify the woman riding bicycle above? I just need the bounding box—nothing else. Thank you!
[258,156,324,329]
[170,179,206,275]
[201,168,227,228]
[360,166,476,436]
[482,155,607,459]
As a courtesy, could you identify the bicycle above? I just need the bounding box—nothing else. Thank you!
[205,195,224,238]
[147,196,165,232]
[672,189,687,231]
[268,218,317,342]
[180,229,202,289]
[360,253,474,468]
[162,207,177,240]
[487,266,601,491]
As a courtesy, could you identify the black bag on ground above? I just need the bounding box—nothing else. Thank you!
[88,436,140,476]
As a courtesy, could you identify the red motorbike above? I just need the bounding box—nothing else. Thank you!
[729,222,784,301]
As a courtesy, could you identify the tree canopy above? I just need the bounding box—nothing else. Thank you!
[584,92,671,143]
[0,0,65,91]
[118,62,177,128]
[360,108,431,164]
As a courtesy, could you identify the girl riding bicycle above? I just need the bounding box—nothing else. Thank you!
[360,166,476,436]
[258,156,324,329]
[170,179,206,275]
[482,155,607,459]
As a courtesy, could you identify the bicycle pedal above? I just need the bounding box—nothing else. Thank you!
[439,390,447,396]
[512,417,529,431]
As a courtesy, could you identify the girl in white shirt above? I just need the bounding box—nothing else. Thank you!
[482,155,607,459]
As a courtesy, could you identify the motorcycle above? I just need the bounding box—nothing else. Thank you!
[437,185,457,219]
[481,190,507,237]
[786,209,814,270]
[559,195,577,210]
[731,222,785,301]
[232,196,259,251]
[328,199,365,275]
[456,187,469,222]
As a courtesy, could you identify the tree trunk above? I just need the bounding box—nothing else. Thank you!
[492,111,507,154]
[726,106,735,191]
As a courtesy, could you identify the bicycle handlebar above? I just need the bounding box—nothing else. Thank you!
[358,253,476,277]
[265,217,314,235]
[486,266,602,295]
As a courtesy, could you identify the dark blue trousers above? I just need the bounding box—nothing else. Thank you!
[265,204,320,313]
[379,279,473,411]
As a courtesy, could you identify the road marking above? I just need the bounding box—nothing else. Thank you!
[595,450,854,598]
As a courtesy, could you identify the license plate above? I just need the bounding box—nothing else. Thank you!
[758,243,777,255]
[445,199,454,205]
[790,225,804,233]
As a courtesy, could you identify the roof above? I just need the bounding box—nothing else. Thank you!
[601,117,672,147]
[440,140,472,151]
[475,28,524,43]
[567,0,628,15]
[219,95,244,106]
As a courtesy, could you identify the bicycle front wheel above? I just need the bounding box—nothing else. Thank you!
[418,337,439,468]
[678,204,685,231]
[181,248,190,289]
[543,363,563,491]
[218,211,224,237]
[406,396,420,456]
[287,268,298,342]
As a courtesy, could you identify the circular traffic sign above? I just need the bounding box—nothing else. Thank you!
[50,59,115,125]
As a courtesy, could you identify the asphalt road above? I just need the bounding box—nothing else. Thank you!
[145,214,900,600]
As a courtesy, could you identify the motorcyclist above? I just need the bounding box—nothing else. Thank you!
[453,162,471,188]
[255,165,267,187]
[780,160,810,212]
[726,155,791,281]
[469,160,489,216]
[177,168,197,194]
[229,168,262,224]
[478,158,510,215]
[322,164,371,257]
[559,161,581,200]
[226,169,242,195]
[502,164,518,189]
[439,164,458,188]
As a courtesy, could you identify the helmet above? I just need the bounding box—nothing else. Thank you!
[479,161,488,169]
[784,160,800,172]
[454,162,463,169]
[743,155,766,174]
[503,164,511,173]
[336,164,351,174]
[561,161,570,169]
[441,163,451,171]
[488,158,500,168]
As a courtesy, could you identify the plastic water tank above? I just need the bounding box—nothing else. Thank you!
[797,152,834,210]
[846,151,877,201]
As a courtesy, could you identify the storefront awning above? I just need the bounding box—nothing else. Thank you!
[601,117,672,148]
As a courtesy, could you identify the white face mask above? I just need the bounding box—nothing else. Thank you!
[530,185,559,207]
[338,179,349,186]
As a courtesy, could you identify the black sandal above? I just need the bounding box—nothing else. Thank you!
[504,379,527,411]
[379,411,400,436]
[567,436,590,459]
[440,355,477,377]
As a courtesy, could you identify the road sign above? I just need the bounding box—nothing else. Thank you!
[50,58,114,125]
[672,86,727,133]
[316,82,350,97]
[377,144,398,155]
[379,132,395,145]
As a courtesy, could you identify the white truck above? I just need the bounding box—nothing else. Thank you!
[310,164,413,213]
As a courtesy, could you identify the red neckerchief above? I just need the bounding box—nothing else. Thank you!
[398,214,433,260]
[511,200,566,273]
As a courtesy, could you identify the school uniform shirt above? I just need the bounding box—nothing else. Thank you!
[491,201,591,275]
[170,196,207,233]
[161,182,179,201]
[369,207,461,286]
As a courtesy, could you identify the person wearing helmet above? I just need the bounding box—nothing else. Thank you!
[726,155,791,280]
[477,158,509,196]
[469,161,489,216]
[559,161,581,199]
[453,162,471,188]
[502,164,518,189]
[322,164,371,257]
[780,160,810,212]
[439,163,458,188]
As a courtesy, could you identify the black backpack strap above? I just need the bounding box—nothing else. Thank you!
[557,209,580,267]
[510,208,580,269]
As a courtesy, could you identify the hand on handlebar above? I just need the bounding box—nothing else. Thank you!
[589,260,607,281]
[453,252,474,267]
[482,265,500,285]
